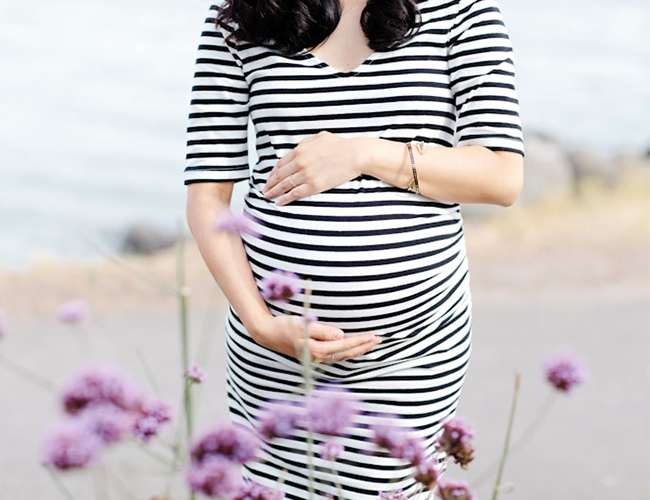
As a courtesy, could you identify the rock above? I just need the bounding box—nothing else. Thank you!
[518,131,574,203]
[612,152,650,175]
[461,130,574,221]
[568,149,621,187]
[121,224,176,255]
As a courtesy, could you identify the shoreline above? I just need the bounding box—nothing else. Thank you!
[1,169,648,321]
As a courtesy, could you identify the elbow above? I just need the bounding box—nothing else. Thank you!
[494,152,524,207]
[500,178,523,207]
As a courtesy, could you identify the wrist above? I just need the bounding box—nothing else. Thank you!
[242,305,274,343]
[357,137,412,189]
[354,137,380,176]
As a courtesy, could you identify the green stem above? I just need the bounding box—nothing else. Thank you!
[164,385,191,496]
[175,217,195,500]
[509,390,557,456]
[277,467,288,486]
[491,372,521,500]
[176,219,196,500]
[47,468,80,500]
[330,461,343,500]
[194,286,222,367]
[78,233,178,295]
[301,280,316,500]
[135,347,161,396]
[471,389,557,488]
[0,352,55,392]
[106,466,139,500]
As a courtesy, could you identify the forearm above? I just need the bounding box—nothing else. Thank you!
[186,184,271,339]
[357,137,523,207]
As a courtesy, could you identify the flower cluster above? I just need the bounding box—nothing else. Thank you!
[40,362,173,470]
[188,422,285,499]
[369,413,474,493]
[320,441,344,461]
[40,418,104,470]
[306,385,359,436]
[258,403,300,441]
[435,416,476,470]
[230,481,286,500]
[543,349,589,394]
[186,362,209,384]
[370,421,426,466]
[56,299,90,324]
[214,208,260,238]
[259,270,302,302]
[435,478,477,500]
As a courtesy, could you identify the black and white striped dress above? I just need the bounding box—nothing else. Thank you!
[184,0,524,498]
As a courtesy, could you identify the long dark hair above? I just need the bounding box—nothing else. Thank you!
[215,0,426,55]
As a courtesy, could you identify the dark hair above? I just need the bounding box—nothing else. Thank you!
[215,0,425,55]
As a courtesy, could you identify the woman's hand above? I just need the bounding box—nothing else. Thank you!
[261,131,367,206]
[251,313,382,363]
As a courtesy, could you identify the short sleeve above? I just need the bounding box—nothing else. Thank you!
[184,3,251,185]
[447,0,525,156]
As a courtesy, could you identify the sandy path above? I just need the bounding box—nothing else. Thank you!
[0,170,648,499]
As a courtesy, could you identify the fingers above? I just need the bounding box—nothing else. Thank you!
[310,334,382,363]
[275,183,311,206]
[335,338,381,362]
[306,322,345,341]
[327,333,380,353]
[263,162,297,197]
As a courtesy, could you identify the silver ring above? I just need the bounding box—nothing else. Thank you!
[289,173,297,188]
[329,352,337,363]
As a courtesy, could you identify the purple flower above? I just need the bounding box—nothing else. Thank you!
[370,422,425,466]
[131,397,173,443]
[378,491,407,500]
[187,455,243,498]
[187,363,209,384]
[258,404,300,441]
[414,459,440,489]
[40,419,104,470]
[79,404,135,444]
[435,478,477,500]
[259,270,302,302]
[56,299,90,323]
[543,349,589,394]
[435,416,475,470]
[306,385,359,436]
[191,423,260,465]
[0,308,7,339]
[320,441,344,461]
[60,362,143,415]
[214,208,260,237]
[229,481,286,500]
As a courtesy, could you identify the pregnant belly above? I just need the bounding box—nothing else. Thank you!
[241,177,471,336]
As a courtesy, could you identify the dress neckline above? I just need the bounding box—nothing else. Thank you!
[300,47,378,76]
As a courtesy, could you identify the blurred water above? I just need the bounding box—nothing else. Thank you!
[0,0,648,271]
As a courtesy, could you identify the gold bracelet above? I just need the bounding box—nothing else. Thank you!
[406,141,421,194]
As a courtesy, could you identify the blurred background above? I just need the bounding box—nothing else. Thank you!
[0,0,648,498]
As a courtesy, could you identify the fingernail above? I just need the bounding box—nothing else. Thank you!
[374,336,382,343]
[336,330,344,339]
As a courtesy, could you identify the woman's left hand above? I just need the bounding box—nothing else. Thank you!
[262,131,367,206]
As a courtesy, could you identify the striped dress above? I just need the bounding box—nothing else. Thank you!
[183,0,524,498]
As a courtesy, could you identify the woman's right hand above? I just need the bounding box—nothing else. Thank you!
[251,313,382,363]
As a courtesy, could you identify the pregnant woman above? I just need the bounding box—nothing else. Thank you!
[184,0,525,498]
